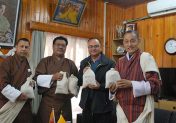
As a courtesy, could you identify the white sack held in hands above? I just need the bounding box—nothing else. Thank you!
[21,75,35,99]
[68,74,78,96]
[82,67,97,88]
[55,71,69,94]
[105,68,121,88]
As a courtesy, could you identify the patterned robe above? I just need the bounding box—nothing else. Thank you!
[33,55,78,123]
[115,50,160,122]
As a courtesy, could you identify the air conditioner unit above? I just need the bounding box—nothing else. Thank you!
[147,0,176,17]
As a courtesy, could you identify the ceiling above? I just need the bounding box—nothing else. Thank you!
[104,0,155,8]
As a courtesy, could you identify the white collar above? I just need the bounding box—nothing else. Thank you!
[126,52,133,61]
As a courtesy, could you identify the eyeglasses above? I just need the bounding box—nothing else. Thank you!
[54,44,66,48]
[88,45,100,49]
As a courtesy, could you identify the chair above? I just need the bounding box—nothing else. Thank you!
[154,108,172,123]
[169,111,176,123]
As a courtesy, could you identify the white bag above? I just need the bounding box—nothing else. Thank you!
[68,74,78,96]
[55,71,69,94]
[82,67,96,88]
[105,68,121,88]
[20,75,35,99]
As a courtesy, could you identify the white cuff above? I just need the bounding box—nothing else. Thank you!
[1,84,21,102]
[131,81,151,98]
[37,75,53,88]
[109,90,116,100]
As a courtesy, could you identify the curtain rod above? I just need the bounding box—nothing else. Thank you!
[123,16,151,24]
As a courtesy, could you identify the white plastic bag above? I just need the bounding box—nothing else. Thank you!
[20,75,35,99]
[105,68,121,88]
[68,74,78,96]
[55,71,69,94]
[82,67,96,88]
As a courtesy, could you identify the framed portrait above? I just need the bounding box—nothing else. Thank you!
[0,0,21,47]
[53,0,87,26]
[125,23,137,32]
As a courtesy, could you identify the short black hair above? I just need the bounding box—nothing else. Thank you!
[87,37,101,42]
[53,36,68,45]
[16,38,30,45]
[124,30,139,39]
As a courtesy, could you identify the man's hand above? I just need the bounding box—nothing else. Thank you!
[116,79,132,89]
[17,93,28,101]
[29,80,35,87]
[109,83,117,93]
[52,72,63,81]
[88,82,100,90]
[109,79,132,93]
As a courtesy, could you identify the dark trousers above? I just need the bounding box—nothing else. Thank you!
[82,108,116,123]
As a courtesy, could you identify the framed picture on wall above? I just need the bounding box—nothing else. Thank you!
[125,23,137,32]
[0,0,21,47]
[53,0,87,26]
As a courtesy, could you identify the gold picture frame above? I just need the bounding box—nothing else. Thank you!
[53,0,87,26]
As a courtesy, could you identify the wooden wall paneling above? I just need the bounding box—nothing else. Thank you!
[17,0,31,40]
[21,0,27,34]
[30,0,35,21]
[35,0,41,22]
[107,4,114,57]
[80,1,88,31]
[28,0,104,38]
[136,20,145,52]
[152,17,164,67]
[29,21,103,39]
[45,0,50,23]
[163,15,176,67]
[16,2,22,39]
[92,0,105,47]
[124,7,134,20]
[133,3,148,18]
[106,3,125,58]
[144,19,154,54]
[105,3,111,57]
[97,0,104,36]
[172,15,176,67]
[90,0,94,34]
[24,0,31,39]
[169,15,176,68]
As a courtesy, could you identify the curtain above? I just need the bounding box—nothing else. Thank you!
[29,30,46,114]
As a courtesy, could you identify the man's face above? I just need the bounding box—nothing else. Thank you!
[88,39,101,57]
[16,40,30,58]
[123,33,139,55]
[53,40,67,57]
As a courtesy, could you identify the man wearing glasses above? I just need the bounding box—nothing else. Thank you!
[78,38,116,123]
